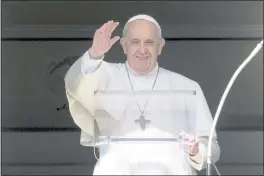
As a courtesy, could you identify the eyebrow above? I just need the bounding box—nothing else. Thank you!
[130,39,155,42]
[146,39,154,42]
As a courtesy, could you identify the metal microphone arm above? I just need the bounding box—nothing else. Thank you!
[206,40,263,176]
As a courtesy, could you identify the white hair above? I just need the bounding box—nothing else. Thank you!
[122,14,163,39]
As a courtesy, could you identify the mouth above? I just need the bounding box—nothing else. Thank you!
[136,56,149,60]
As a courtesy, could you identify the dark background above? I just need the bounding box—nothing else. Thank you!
[1,0,263,175]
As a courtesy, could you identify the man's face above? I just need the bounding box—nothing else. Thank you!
[120,20,165,75]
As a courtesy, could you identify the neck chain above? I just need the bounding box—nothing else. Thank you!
[125,64,160,116]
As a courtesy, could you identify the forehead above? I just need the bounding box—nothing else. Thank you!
[126,20,159,39]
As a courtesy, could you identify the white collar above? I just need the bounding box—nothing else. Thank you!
[125,61,159,77]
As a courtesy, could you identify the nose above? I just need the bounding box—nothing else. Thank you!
[138,43,147,54]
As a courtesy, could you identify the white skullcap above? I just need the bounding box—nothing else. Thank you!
[123,14,162,38]
[125,14,161,30]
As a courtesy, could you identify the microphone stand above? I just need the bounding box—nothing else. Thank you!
[206,40,263,176]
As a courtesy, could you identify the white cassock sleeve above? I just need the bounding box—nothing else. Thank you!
[64,48,108,146]
[188,83,221,171]
[81,49,104,74]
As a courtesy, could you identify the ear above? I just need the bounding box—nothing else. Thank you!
[120,38,127,54]
[158,38,165,55]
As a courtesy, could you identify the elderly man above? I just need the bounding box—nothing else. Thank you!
[64,14,220,175]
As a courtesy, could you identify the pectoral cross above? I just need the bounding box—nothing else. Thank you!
[134,114,151,131]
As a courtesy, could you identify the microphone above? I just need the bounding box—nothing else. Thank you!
[206,39,263,175]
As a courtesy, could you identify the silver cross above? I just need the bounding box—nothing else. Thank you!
[135,115,151,131]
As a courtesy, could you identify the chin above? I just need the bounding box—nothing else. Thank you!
[129,57,154,73]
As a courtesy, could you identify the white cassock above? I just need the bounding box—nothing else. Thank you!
[64,49,220,175]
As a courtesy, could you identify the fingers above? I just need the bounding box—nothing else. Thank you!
[179,132,199,155]
[191,138,199,146]
[98,20,119,36]
[179,131,192,139]
[109,22,119,33]
[187,135,199,155]
[110,36,120,46]
[188,135,199,154]
[179,132,198,144]
[98,22,109,33]
[92,20,120,54]
[103,21,113,33]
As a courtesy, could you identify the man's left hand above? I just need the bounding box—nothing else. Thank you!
[180,132,199,156]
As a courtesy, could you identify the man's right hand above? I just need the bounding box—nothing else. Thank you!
[90,20,120,59]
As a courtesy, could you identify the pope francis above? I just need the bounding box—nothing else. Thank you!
[64,14,220,175]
